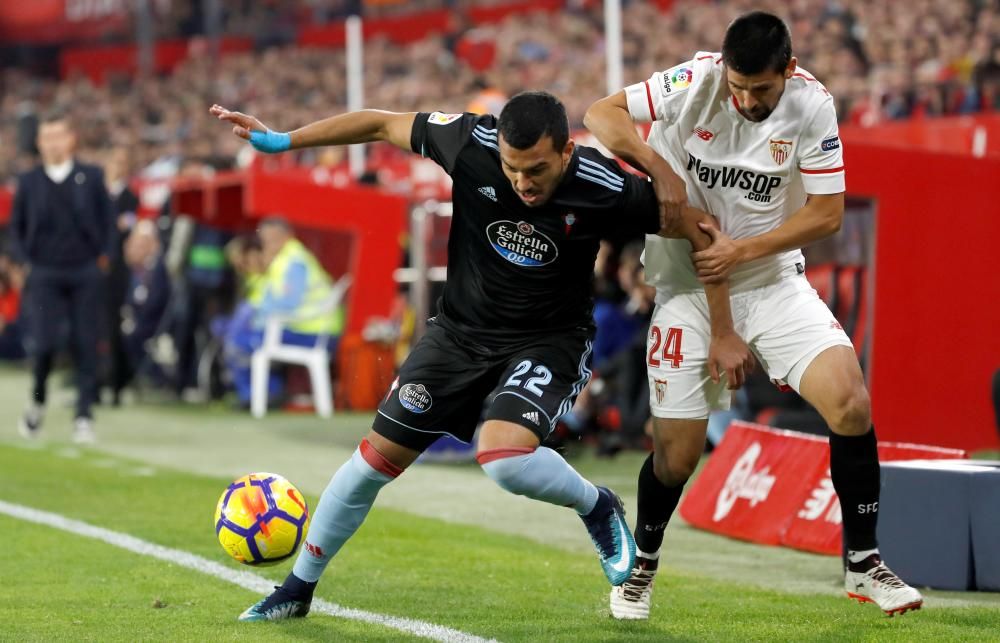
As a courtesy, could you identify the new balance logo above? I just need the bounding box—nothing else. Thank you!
[521,411,539,424]
[305,542,325,558]
[694,127,715,141]
[479,186,497,201]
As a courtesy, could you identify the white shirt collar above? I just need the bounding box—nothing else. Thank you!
[44,159,74,184]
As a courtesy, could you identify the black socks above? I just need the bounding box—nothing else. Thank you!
[830,428,880,552]
[634,453,686,555]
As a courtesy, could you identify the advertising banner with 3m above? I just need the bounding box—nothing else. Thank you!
[679,422,967,555]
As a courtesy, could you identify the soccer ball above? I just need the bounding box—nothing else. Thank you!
[214,472,310,566]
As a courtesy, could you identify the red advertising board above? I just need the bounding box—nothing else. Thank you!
[680,422,967,555]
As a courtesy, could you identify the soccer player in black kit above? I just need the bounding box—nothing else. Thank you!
[211,92,746,621]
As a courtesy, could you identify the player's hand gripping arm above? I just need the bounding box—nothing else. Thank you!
[209,105,417,153]
[584,92,688,234]
[663,207,755,389]
[691,193,845,284]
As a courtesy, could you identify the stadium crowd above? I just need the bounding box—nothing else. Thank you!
[1,0,998,183]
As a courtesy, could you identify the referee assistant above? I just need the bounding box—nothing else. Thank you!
[10,110,114,444]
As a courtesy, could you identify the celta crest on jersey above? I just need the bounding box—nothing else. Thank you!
[686,153,782,203]
[486,220,559,267]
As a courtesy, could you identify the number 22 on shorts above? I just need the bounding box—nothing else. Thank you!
[648,326,684,369]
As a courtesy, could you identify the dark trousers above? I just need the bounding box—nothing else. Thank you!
[24,263,104,419]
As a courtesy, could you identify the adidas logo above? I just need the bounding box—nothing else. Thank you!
[521,411,539,424]
[478,186,497,201]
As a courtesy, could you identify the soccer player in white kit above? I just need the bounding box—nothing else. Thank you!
[585,11,923,618]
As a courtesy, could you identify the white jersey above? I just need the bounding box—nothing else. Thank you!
[624,52,845,300]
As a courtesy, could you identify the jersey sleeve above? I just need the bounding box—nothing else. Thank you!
[797,101,845,194]
[624,59,697,124]
[409,112,487,175]
[615,174,661,236]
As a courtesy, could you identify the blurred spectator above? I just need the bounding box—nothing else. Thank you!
[172,222,234,399]
[103,146,141,405]
[590,245,658,456]
[223,217,344,408]
[9,110,114,444]
[120,220,172,388]
[556,241,656,455]
[0,254,26,361]
[466,76,508,115]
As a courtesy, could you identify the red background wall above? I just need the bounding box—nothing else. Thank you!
[840,123,1000,451]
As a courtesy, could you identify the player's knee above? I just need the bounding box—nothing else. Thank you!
[652,448,698,487]
[478,449,533,496]
[829,385,871,435]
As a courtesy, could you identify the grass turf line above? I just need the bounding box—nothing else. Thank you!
[3,443,999,641]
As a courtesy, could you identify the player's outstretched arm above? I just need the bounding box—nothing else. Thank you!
[584,92,687,230]
[691,192,844,283]
[209,105,417,153]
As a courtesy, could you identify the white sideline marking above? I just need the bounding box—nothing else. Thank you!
[0,499,496,643]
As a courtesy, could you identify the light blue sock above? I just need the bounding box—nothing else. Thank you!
[292,448,394,582]
[479,447,599,514]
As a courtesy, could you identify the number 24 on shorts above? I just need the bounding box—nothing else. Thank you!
[648,326,684,369]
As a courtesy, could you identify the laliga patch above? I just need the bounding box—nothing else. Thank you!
[398,383,433,413]
[428,112,462,126]
[670,67,693,90]
[486,220,558,267]
[660,74,672,96]
[820,136,840,152]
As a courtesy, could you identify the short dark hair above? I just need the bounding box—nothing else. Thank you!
[722,11,792,76]
[39,107,73,129]
[497,91,569,151]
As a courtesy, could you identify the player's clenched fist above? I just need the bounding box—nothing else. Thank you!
[650,167,688,235]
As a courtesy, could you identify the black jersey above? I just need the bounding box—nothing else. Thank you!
[410,111,659,344]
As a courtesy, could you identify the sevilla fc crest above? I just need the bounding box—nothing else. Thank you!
[654,379,668,405]
[769,139,792,165]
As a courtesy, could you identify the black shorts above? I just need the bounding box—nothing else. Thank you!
[373,319,593,452]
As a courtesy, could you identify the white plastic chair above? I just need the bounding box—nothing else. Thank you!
[250,275,351,419]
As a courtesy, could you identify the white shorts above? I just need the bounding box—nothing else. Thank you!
[646,274,854,419]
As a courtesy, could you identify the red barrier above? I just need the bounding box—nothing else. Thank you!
[679,422,967,555]
[133,168,406,337]
[245,166,407,336]
[0,189,10,225]
[841,114,1000,157]
[841,127,1000,452]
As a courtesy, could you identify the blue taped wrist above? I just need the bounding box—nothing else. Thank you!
[248,129,291,153]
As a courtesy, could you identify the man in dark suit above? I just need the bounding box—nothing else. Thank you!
[9,110,114,444]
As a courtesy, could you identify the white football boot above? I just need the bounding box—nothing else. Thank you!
[845,556,923,616]
[610,557,657,620]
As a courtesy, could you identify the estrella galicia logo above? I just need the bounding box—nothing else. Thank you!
[486,220,558,267]
[821,136,840,152]
[398,383,432,413]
